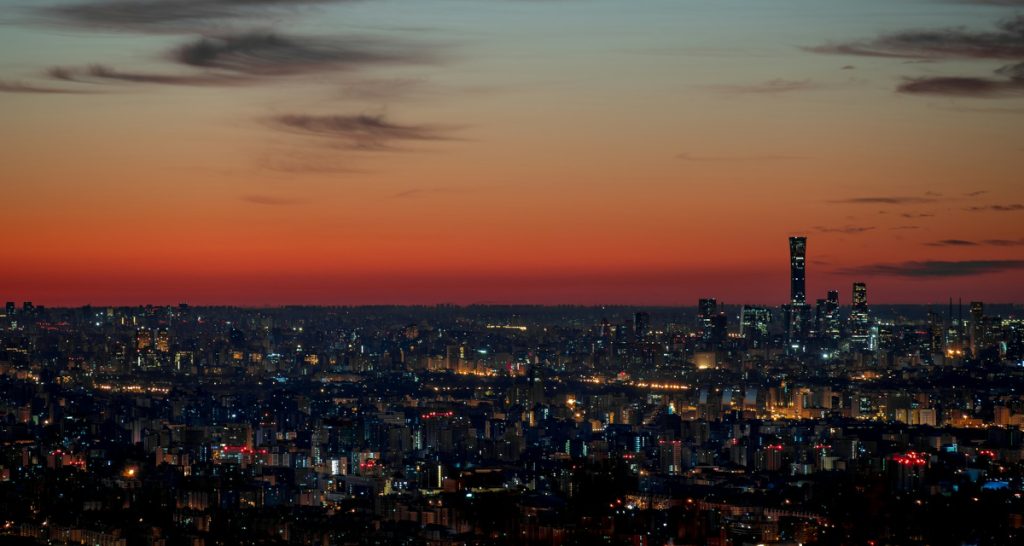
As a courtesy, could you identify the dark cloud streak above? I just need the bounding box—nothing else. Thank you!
[707,79,821,94]
[815,226,876,234]
[926,239,979,246]
[832,196,938,205]
[838,260,1024,277]
[0,79,93,94]
[174,33,429,76]
[270,114,451,150]
[967,203,1024,212]
[898,62,1024,97]
[43,0,353,31]
[48,64,246,86]
[807,16,1024,60]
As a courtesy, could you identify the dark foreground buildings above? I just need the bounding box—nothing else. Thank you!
[1,239,1024,545]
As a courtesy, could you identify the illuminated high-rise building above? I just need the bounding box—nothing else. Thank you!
[852,283,867,312]
[789,236,807,305]
[698,298,727,345]
[849,282,873,351]
[825,290,841,342]
[155,329,170,353]
[136,327,152,351]
[784,236,810,350]
[969,301,984,354]
[740,305,772,347]
[698,298,717,319]
[927,309,945,356]
[698,298,716,334]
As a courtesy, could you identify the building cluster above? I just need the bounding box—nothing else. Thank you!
[1,239,1024,545]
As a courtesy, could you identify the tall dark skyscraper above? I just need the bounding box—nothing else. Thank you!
[789,236,807,305]
[784,236,811,351]
[825,289,841,342]
[698,298,719,344]
[633,311,650,341]
[849,282,872,351]
[970,301,984,353]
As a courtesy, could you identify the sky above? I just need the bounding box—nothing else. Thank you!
[1,0,1023,306]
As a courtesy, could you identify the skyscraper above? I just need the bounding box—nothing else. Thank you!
[633,311,650,341]
[740,305,772,347]
[970,301,984,354]
[784,236,810,350]
[825,289,841,343]
[849,282,872,351]
[789,236,807,305]
[852,283,867,313]
[697,298,717,344]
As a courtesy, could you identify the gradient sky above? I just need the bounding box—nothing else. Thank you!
[2,0,1023,306]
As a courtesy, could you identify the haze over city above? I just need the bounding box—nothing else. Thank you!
[3,0,1023,305]
[6,3,1024,545]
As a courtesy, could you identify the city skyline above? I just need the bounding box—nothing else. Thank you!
[2,234,1021,307]
[3,0,1024,305]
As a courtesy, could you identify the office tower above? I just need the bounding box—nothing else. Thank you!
[814,294,842,344]
[970,301,984,354]
[3,302,13,317]
[825,290,841,342]
[789,236,806,305]
[698,297,716,331]
[927,309,945,356]
[708,313,728,346]
[740,305,772,347]
[155,329,170,353]
[852,283,867,313]
[136,327,153,351]
[849,282,872,351]
[633,311,650,341]
[784,236,810,350]
[814,299,828,338]
[698,298,717,321]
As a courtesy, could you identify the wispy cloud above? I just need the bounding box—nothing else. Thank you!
[269,114,452,150]
[807,16,1024,60]
[927,237,1024,246]
[985,238,1024,246]
[49,64,244,86]
[959,0,1024,5]
[838,260,1024,277]
[966,203,1024,212]
[815,225,876,234]
[0,79,92,94]
[900,212,935,218]
[926,239,979,246]
[898,62,1024,97]
[707,79,821,94]
[831,196,939,205]
[175,33,430,76]
[42,0,351,31]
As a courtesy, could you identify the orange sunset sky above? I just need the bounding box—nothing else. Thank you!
[2,0,1023,306]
